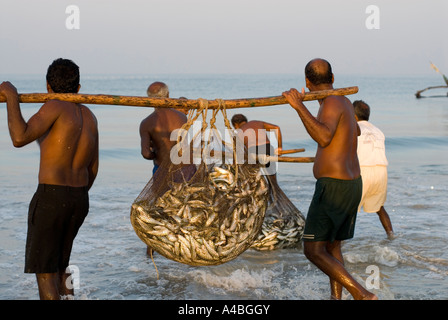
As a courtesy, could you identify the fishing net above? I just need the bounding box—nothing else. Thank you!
[251,173,306,250]
[130,99,269,266]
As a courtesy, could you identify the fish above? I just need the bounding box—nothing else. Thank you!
[130,163,269,266]
[250,174,305,251]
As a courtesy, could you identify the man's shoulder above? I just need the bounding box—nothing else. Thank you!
[242,120,264,129]
[40,99,79,116]
[321,95,351,111]
[358,121,385,138]
[140,111,157,123]
[42,99,67,108]
[324,95,348,103]
[164,108,188,117]
[359,120,381,131]
[44,99,86,109]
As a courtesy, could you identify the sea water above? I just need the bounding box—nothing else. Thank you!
[0,73,447,300]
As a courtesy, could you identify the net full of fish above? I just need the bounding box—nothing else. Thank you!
[130,164,269,266]
[251,213,305,250]
[250,175,306,251]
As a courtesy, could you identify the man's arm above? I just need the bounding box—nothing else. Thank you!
[87,127,99,191]
[139,120,156,160]
[263,122,283,154]
[0,81,61,148]
[282,88,339,148]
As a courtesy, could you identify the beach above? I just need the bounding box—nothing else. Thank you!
[0,73,447,300]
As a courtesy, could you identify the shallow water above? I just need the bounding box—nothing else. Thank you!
[0,73,447,300]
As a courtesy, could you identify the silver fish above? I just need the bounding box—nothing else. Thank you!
[130,163,269,266]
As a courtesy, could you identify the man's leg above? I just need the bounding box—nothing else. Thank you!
[326,240,343,299]
[303,241,377,300]
[376,206,394,239]
[59,270,75,297]
[36,273,60,300]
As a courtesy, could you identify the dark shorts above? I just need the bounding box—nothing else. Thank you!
[303,176,362,242]
[25,184,89,274]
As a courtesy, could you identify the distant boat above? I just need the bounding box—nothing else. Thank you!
[415,85,448,98]
[415,62,448,98]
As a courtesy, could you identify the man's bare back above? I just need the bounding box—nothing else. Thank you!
[139,108,187,166]
[1,84,99,189]
[38,100,98,188]
[231,114,283,155]
[237,121,271,148]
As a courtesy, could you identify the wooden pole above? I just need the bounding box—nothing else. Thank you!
[271,156,315,163]
[278,148,305,155]
[0,86,358,109]
[193,149,314,163]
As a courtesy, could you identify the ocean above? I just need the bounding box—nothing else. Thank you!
[0,73,447,301]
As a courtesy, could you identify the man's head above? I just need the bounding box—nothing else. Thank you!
[305,58,334,89]
[147,81,169,98]
[46,58,80,93]
[353,100,370,121]
[178,96,189,114]
[231,114,248,129]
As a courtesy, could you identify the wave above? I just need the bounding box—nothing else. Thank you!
[386,136,448,150]
[100,148,141,160]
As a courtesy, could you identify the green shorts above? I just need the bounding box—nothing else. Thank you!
[303,176,362,242]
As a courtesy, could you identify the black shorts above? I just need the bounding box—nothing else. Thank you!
[24,184,89,274]
[303,177,362,242]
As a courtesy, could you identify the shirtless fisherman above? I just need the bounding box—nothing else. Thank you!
[139,82,188,256]
[231,114,283,176]
[139,82,188,175]
[282,58,377,300]
[0,58,99,300]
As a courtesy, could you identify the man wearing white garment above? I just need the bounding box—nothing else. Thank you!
[353,100,394,239]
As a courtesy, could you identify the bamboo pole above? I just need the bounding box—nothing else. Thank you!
[278,148,305,155]
[275,156,315,163]
[193,149,314,163]
[0,86,358,109]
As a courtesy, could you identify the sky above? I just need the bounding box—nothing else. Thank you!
[0,0,447,76]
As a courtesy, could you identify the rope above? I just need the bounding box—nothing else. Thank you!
[174,98,242,188]
[149,249,159,280]
[217,98,239,186]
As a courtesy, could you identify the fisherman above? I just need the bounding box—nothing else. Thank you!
[282,58,377,300]
[0,58,99,300]
[231,114,283,176]
[139,81,188,256]
[139,82,188,175]
[353,100,394,239]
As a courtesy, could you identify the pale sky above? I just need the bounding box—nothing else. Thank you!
[0,0,446,75]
